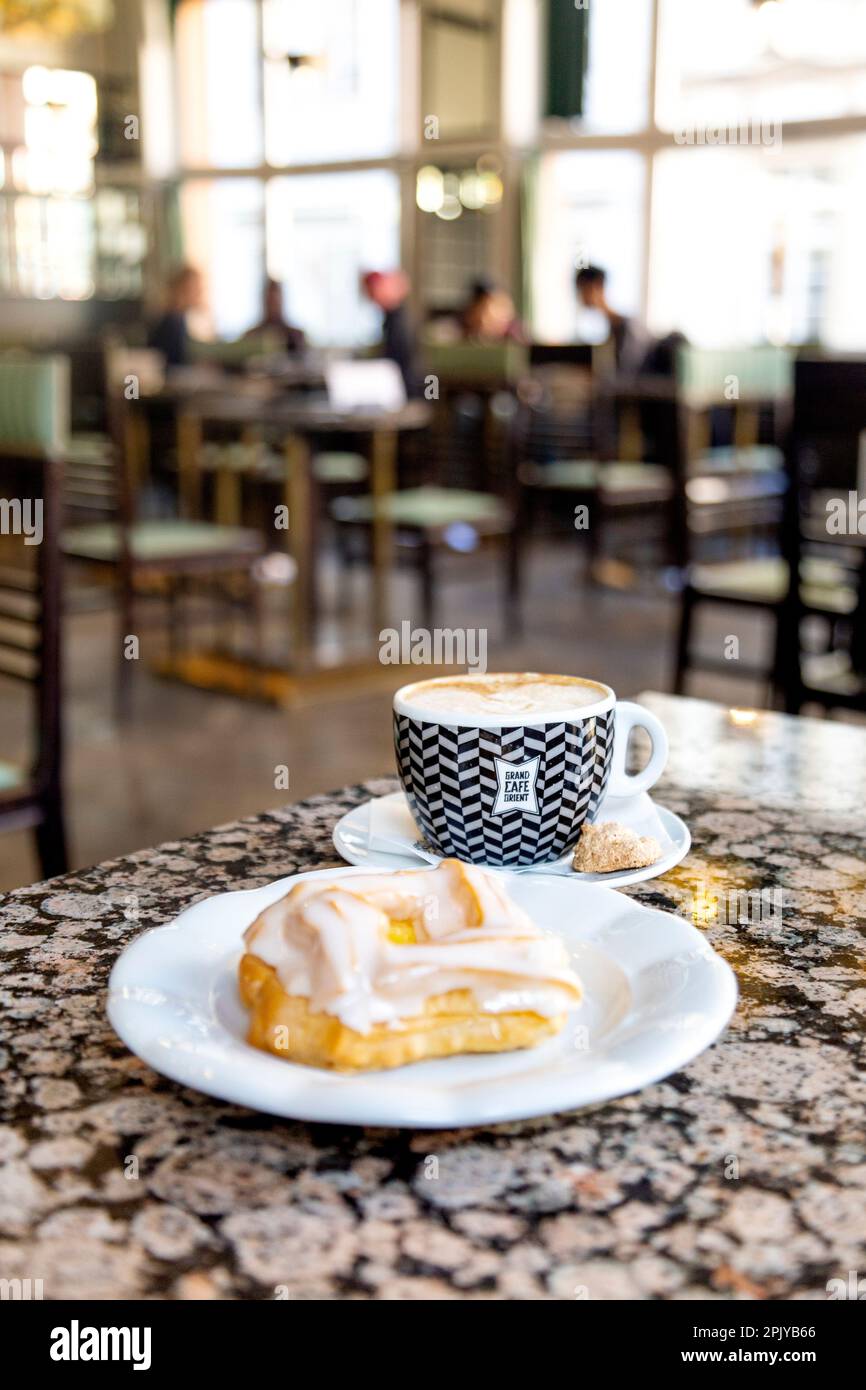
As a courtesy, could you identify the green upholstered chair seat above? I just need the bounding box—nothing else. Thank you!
[200,444,268,478]
[313,451,369,484]
[519,460,671,499]
[331,486,510,532]
[695,446,784,474]
[691,557,787,600]
[0,761,24,792]
[599,463,673,499]
[62,519,262,564]
[690,556,856,612]
[198,443,354,484]
[67,432,112,464]
[423,341,529,384]
[801,652,866,698]
[519,460,599,490]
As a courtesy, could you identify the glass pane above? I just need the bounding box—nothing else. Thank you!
[47,198,94,300]
[263,0,399,165]
[94,189,146,299]
[649,137,866,351]
[580,0,653,134]
[422,0,498,140]
[18,65,97,194]
[266,170,401,346]
[0,66,99,301]
[531,151,646,343]
[177,0,262,168]
[657,0,866,130]
[13,195,94,300]
[180,178,264,338]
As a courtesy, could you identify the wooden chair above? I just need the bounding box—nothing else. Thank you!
[674,356,866,710]
[783,358,866,712]
[510,366,677,586]
[423,341,529,493]
[0,435,67,880]
[61,348,265,718]
[330,485,518,633]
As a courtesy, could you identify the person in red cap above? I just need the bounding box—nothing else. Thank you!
[361,269,422,397]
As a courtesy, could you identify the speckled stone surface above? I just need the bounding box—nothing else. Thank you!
[1,693,864,1301]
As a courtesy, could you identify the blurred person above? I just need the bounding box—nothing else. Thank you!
[461,276,527,343]
[361,269,422,397]
[244,277,306,355]
[575,264,647,376]
[147,263,204,368]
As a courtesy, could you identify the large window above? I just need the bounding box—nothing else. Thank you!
[181,178,265,339]
[650,136,866,351]
[170,0,866,353]
[264,0,399,165]
[176,0,263,169]
[0,64,143,301]
[531,152,645,344]
[176,0,401,344]
[649,0,866,348]
[182,168,401,345]
[531,0,866,351]
[657,0,866,131]
[176,0,400,170]
[266,170,400,347]
[581,0,653,135]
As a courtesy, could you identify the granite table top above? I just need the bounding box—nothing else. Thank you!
[1,693,864,1301]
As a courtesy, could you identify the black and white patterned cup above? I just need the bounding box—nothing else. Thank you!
[393,675,668,868]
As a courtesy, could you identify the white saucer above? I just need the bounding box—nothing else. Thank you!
[108,866,736,1129]
[333,795,691,888]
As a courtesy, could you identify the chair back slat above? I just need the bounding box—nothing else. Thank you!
[0,500,42,669]
[0,563,38,593]
[0,613,40,651]
[62,431,118,523]
[0,586,39,621]
[0,647,40,682]
[512,367,596,467]
[0,448,63,788]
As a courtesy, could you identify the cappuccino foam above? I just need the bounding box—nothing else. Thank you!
[399,673,608,719]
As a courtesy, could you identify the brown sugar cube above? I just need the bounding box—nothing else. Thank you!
[572,821,662,873]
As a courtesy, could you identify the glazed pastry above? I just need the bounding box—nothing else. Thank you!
[572,821,662,873]
[239,859,581,1071]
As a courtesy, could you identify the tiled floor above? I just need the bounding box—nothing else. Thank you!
[0,538,786,890]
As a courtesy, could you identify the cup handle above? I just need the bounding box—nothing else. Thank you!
[606,701,668,798]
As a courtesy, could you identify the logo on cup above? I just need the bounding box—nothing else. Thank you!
[493,755,540,816]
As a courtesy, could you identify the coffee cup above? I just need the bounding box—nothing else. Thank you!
[393,672,667,868]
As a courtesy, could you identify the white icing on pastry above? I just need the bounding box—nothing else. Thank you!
[243,860,582,1034]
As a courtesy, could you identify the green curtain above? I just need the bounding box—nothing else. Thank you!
[545,0,590,119]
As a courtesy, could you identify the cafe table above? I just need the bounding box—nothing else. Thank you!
[1,693,864,1300]
[173,393,431,664]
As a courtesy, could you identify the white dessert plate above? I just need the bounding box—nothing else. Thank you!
[107,866,736,1129]
[332,793,691,888]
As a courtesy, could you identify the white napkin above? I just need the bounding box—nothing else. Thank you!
[364,790,674,860]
